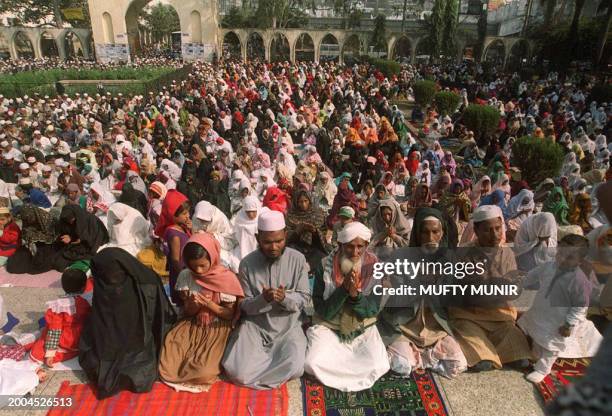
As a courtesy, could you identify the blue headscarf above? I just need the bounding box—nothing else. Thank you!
[334,172,354,191]
[479,189,509,220]
[27,188,52,209]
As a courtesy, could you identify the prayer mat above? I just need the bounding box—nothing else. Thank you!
[535,358,591,403]
[47,380,288,416]
[0,344,26,361]
[0,269,62,288]
[302,370,448,416]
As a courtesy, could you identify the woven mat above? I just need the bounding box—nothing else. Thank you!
[302,370,448,416]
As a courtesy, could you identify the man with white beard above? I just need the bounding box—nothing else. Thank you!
[305,221,390,392]
[378,207,468,379]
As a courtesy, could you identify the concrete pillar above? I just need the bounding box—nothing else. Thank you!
[290,39,295,63]
[265,37,270,61]
[31,32,42,59]
[57,35,67,60]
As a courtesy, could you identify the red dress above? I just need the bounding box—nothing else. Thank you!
[29,293,92,364]
[0,221,21,257]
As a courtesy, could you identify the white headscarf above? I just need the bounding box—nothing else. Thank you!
[106,203,151,256]
[192,200,233,237]
[513,212,558,265]
[232,196,264,259]
[506,189,535,219]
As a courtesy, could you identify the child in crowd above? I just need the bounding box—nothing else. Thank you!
[518,234,603,383]
[0,206,21,267]
[28,267,92,367]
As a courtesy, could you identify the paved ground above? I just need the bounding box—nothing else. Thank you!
[0,286,546,416]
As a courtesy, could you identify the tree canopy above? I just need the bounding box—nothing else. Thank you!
[0,0,90,28]
[140,3,180,44]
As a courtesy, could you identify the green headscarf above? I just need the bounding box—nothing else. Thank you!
[489,161,505,184]
[543,186,570,225]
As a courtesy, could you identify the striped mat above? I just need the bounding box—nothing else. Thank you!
[47,380,288,416]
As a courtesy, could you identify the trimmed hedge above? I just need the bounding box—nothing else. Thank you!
[462,104,500,138]
[434,91,460,116]
[413,80,437,108]
[0,67,176,98]
[511,136,565,186]
[370,58,401,77]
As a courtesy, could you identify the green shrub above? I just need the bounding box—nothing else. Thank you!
[511,136,565,186]
[590,84,612,105]
[462,104,500,138]
[434,91,460,116]
[370,59,401,77]
[0,66,177,98]
[413,80,437,108]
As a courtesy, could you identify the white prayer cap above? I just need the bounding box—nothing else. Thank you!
[338,221,372,244]
[472,205,503,223]
[19,163,29,170]
[18,177,31,185]
[50,137,58,144]
[3,154,13,161]
[194,201,214,221]
[0,141,8,148]
[46,125,55,132]
[54,158,65,167]
[423,215,441,223]
[258,209,285,231]
[27,156,36,164]
[33,130,41,135]
[42,165,52,172]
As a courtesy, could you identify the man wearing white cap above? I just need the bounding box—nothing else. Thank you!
[1,140,23,163]
[449,204,531,372]
[304,221,389,392]
[223,210,311,390]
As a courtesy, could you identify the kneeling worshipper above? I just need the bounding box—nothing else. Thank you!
[449,205,532,372]
[518,234,602,384]
[223,210,311,389]
[105,203,151,256]
[6,204,108,274]
[229,195,262,271]
[285,189,329,273]
[79,248,176,399]
[513,212,558,272]
[0,206,21,267]
[159,233,244,393]
[192,200,236,270]
[378,208,467,379]
[305,221,390,392]
[369,198,411,260]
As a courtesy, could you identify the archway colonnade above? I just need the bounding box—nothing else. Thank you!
[88,0,219,62]
[219,29,434,64]
[0,27,92,60]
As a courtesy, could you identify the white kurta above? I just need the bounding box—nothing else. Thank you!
[518,262,602,357]
[305,325,390,392]
[0,359,40,407]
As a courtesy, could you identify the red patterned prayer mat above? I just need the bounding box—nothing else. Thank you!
[302,370,448,416]
[536,358,591,403]
[46,380,288,416]
[0,344,26,361]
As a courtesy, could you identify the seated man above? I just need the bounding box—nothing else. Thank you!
[450,205,532,372]
[378,208,467,378]
[305,221,389,392]
[222,210,311,389]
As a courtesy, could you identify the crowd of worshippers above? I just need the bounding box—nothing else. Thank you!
[0,58,610,400]
[0,57,183,75]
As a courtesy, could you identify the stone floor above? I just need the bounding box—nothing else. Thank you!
[0,286,547,416]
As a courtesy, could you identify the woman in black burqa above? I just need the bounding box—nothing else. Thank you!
[79,247,176,399]
[6,204,109,274]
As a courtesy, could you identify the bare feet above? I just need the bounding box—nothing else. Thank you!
[36,368,48,383]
